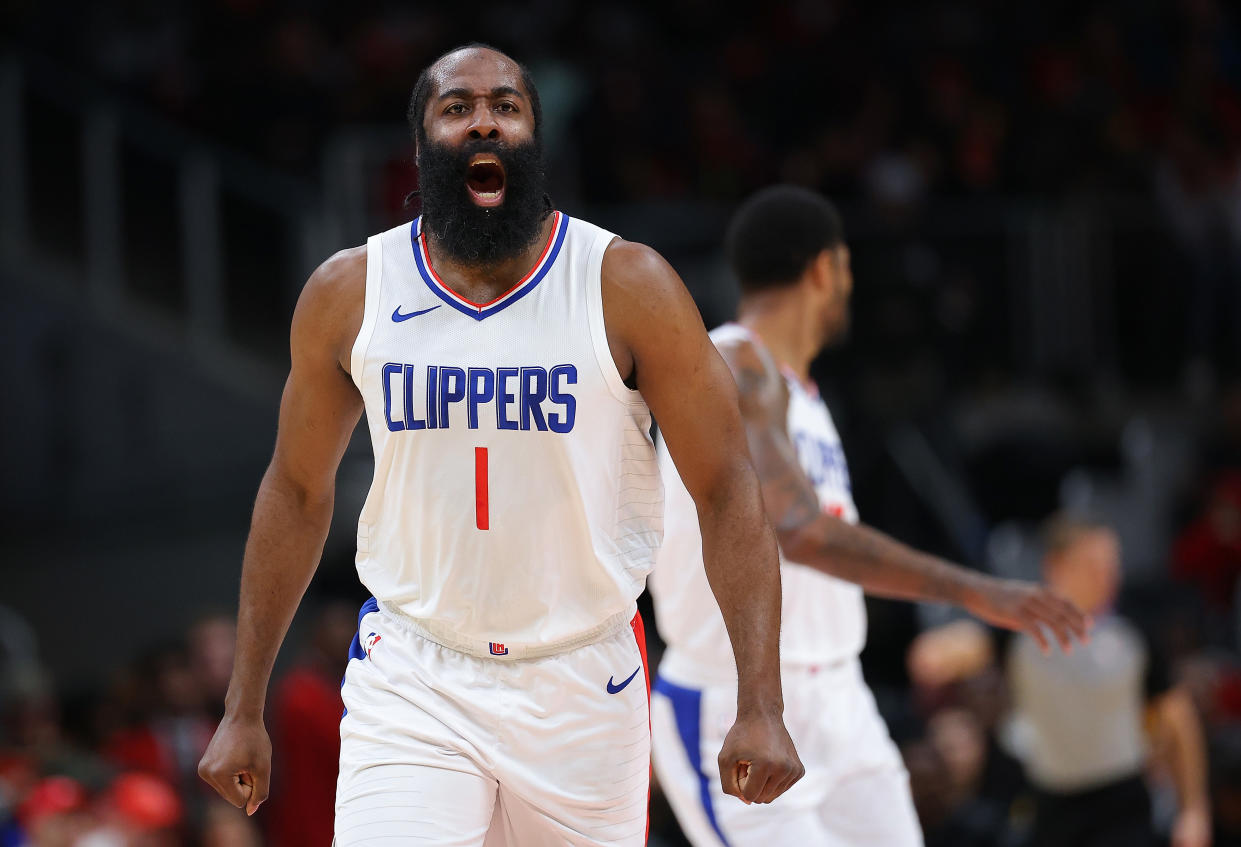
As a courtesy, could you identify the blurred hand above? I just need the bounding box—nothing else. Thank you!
[718,711,804,805]
[907,619,994,688]
[966,579,1091,654]
[1172,804,1212,847]
[197,714,271,816]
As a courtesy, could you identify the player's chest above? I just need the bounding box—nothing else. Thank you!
[364,315,599,437]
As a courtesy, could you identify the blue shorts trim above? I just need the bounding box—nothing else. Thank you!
[341,596,380,717]
[653,674,730,846]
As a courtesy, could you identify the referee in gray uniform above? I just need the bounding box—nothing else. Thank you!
[1007,514,1211,847]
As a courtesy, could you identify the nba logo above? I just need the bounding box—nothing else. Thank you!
[364,632,382,658]
[489,642,508,656]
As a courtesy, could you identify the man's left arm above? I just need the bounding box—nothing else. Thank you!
[713,336,1090,656]
[788,518,1090,654]
[601,240,803,806]
[1152,679,1211,847]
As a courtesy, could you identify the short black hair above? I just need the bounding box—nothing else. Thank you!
[725,185,845,293]
[407,43,543,148]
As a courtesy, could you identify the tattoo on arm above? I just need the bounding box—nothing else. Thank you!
[753,449,821,533]
[720,337,977,606]
[721,341,822,534]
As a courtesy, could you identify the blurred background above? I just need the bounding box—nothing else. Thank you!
[3,0,1241,844]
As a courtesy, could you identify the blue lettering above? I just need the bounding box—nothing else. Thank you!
[426,366,438,429]
[438,367,467,428]
[496,367,519,430]
[794,433,820,485]
[382,363,405,432]
[403,364,426,430]
[547,365,577,433]
[792,432,852,491]
[520,367,548,431]
[382,363,578,435]
[468,368,495,430]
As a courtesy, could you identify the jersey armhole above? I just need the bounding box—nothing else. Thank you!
[585,233,643,404]
[349,233,385,392]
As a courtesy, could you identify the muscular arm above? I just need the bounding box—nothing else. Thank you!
[718,336,1088,653]
[199,247,365,813]
[602,241,802,804]
[1153,687,1211,847]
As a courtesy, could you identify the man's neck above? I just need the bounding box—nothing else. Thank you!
[736,293,818,381]
[423,213,556,304]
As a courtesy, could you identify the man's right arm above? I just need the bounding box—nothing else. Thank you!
[198,247,366,815]
[601,241,803,805]
[717,336,1089,654]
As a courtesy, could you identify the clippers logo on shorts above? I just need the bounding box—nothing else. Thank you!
[381,364,578,434]
[489,642,509,656]
[363,632,382,658]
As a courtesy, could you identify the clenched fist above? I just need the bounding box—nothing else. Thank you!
[198,715,272,817]
[718,711,804,805]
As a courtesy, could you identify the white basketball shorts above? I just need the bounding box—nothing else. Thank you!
[651,657,923,847]
[336,598,651,846]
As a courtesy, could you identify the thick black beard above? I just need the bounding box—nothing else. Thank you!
[417,137,551,267]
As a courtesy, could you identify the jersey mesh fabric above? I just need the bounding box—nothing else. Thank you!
[349,213,662,655]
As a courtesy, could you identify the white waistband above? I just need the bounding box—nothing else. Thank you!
[375,600,635,661]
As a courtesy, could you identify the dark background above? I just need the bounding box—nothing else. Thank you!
[4,1,1241,844]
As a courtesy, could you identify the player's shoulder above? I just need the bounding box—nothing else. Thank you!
[600,238,682,299]
[305,245,366,301]
[292,245,366,353]
[298,246,365,313]
[713,330,784,409]
[712,329,764,372]
[597,237,703,343]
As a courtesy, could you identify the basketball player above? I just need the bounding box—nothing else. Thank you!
[197,45,802,845]
[650,185,1091,846]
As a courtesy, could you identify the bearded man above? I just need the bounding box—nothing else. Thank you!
[196,44,803,846]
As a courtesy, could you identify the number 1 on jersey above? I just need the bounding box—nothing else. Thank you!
[475,447,489,530]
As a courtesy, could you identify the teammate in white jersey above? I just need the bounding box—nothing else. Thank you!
[197,46,803,845]
[650,185,1090,846]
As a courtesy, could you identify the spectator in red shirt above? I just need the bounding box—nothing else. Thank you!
[1174,472,1241,611]
[265,602,356,847]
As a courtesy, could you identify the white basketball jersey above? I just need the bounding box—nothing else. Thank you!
[653,323,867,685]
[349,212,662,657]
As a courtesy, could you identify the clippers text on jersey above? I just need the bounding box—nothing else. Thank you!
[382,363,578,433]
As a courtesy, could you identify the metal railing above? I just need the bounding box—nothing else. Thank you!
[2,47,1171,394]
[1,52,342,398]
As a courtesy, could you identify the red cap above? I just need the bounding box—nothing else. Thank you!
[107,772,182,831]
[17,775,87,827]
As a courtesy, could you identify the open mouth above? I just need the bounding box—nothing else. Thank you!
[466,155,506,207]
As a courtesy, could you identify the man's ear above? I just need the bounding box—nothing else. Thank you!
[811,249,836,293]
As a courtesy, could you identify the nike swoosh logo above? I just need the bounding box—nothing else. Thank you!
[392,305,442,322]
[606,667,641,694]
